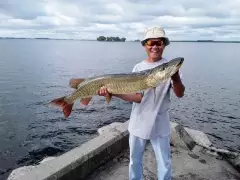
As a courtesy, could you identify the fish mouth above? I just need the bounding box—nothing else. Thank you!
[176,57,184,68]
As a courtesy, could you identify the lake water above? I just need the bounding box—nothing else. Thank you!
[0,39,239,179]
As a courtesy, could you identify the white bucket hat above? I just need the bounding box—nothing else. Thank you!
[141,26,170,46]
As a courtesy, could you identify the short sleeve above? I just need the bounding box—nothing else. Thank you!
[132,65,137,73]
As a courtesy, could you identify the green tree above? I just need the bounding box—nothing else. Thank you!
[121,38,126,42]
[97,36,106,41]
[115,37,120,41]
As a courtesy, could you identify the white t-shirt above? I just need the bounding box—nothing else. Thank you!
[128,57,180,139]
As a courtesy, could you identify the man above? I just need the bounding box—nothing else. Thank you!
[98,26,185,180]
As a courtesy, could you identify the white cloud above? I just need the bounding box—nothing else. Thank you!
[105,3,124,15]
[0,0,239,40]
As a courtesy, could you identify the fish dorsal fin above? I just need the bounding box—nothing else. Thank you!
[69,78,85,89]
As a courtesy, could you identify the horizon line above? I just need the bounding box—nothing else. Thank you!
[0,37,240,43]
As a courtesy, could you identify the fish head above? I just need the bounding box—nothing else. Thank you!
[164,57,184,76]
[148,57,184,85]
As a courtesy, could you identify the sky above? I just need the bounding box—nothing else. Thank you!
[0,0,240,41]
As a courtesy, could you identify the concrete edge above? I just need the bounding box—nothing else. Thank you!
[7,120,240,180]
[174,124,240,172]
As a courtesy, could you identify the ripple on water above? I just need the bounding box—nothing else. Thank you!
[205,133,224,141]
[67,127,97,135]
[230,126,240,130]
[16,146,65,165]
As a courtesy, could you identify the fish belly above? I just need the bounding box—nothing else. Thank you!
[70,75,148,101]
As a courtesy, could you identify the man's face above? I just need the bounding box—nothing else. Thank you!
[144,38,165,61]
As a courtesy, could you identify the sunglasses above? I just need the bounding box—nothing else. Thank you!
[145,40,164,46]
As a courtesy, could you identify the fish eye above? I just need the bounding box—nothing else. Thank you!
[162,65,167,70]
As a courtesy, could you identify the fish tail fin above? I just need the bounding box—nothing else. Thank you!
[50,96,74,118]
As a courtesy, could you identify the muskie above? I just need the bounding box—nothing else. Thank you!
[50,57,184,118]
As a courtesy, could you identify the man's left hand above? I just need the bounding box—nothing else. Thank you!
[171,70,185,97]
[171,70,181,82]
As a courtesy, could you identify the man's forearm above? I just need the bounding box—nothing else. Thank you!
[172,78,185,97]
[113,93,142,103]
[171,70,185,98]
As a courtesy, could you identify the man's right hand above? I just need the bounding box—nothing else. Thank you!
[97,87,110,96]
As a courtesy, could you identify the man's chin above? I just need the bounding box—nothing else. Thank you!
[150,54,161,59]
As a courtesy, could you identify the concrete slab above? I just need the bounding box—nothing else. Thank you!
[87,143,240,180]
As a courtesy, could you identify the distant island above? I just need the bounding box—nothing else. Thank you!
[97,36,126,42]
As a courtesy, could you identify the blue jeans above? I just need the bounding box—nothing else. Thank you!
[129,134,172,180]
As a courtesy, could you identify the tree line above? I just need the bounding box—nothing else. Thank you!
[97,36,126,42]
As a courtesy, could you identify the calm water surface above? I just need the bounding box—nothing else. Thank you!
[0,40,239,179]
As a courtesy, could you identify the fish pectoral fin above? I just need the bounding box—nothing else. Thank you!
[105,93,112,104]
[69,78,85,89]
[80,97,92,106]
